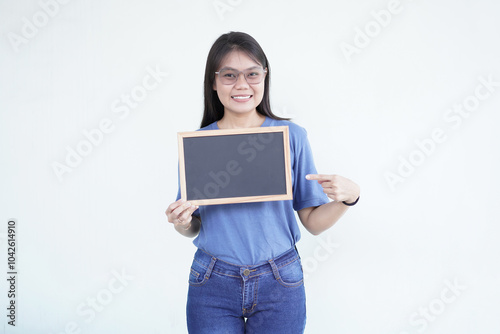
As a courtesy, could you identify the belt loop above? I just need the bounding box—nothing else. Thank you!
[205,257,217,279]
[268,258,281,280]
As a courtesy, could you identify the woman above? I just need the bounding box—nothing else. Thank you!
[166,31,360,333]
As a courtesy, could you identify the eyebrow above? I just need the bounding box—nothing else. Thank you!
[219,66,262,71]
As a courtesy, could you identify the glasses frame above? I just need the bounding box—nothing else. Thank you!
[214,67,267,85]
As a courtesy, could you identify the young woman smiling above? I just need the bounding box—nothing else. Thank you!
[166,31,360,334]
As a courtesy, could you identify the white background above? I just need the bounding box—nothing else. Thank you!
[1,0,500,333]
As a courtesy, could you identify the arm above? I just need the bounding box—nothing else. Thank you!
[298,202,349,235]
[298,174,360,235]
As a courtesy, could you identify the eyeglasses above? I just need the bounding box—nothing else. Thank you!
[215,67,267,85]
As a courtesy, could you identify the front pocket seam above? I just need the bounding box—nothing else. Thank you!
[277,277,304,288]
[189,268,210,287]
[189,268,200,278]
[276,259,303,287]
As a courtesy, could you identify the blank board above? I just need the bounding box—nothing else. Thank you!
[178,126,292,205]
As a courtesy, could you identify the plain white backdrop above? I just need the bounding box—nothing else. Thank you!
[1,0,500,333]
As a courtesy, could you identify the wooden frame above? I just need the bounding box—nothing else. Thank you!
[178,126,292,206]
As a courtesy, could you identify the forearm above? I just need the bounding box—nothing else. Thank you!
[174,216,202,238]
[301,201,349,236]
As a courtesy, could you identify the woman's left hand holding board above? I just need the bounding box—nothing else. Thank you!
[166,199,201,237]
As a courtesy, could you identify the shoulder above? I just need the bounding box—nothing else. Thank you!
[198,121,217,131]
[267,118,309,142]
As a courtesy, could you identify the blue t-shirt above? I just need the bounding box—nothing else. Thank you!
[176,116,329,265]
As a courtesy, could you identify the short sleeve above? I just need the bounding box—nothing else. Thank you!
[290,125,330,211]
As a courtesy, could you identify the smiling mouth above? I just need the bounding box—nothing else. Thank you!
[231,95,252,100]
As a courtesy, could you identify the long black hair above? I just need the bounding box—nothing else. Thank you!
[201,31,289,128]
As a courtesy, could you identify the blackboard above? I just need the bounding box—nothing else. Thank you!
[177,126,293,205]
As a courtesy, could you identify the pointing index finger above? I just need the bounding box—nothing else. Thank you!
[305,174,330,181]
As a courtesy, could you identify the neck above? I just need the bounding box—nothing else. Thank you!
[218,111,266,129]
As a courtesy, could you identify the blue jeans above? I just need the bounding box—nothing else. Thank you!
[187,247,306,333]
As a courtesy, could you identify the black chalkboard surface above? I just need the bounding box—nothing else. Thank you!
[178,126,292,205]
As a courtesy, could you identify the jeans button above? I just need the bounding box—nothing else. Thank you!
[243,269,250,276]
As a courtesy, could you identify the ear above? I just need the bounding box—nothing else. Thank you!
[213,81,217,91]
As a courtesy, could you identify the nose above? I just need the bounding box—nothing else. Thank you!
[234,72,249,88]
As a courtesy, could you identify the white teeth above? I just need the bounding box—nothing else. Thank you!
[232,95,251,99]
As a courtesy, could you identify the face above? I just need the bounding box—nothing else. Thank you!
[213,50,266,118]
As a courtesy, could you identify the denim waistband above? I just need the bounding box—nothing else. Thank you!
[193,247,300,279]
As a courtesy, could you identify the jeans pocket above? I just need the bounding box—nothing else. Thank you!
[188,259,209,286]
[277,258,304,288]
